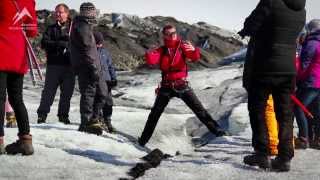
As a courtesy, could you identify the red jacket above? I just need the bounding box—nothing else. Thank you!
[145,42,200,81]
[0,0,38,74]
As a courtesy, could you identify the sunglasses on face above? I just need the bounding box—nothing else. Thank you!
[164,31,177,36]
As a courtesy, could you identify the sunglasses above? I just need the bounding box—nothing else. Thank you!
[164,31,177,36]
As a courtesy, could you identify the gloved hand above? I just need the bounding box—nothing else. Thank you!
[237,29,246,39]
[90,70,100,82]
[60,35,69,41]
[107,80,117,88]
[57,41,69,48]
[110,80,117,87]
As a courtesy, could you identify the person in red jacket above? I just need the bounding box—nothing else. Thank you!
[138,25,227,146]
[0,0,38,155]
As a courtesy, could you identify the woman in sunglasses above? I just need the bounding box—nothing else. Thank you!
[138,24,227,146]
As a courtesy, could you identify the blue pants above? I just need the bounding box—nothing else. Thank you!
[294,87,320,139]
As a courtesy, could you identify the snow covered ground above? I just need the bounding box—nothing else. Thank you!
[1,65,320,180]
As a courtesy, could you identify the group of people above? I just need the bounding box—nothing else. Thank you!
[0,0,227,156]
[0,0,317,174]
[239,0,320,173]
[37,3,117,136]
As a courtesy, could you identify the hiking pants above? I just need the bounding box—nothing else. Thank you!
[0,72,30,136]
[37,65,75,118]
[248,75,295,161]
[139,85,220,145]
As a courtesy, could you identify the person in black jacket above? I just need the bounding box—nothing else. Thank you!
[70,2,107,135]
[239,0,306,171]
[37,4,75,124]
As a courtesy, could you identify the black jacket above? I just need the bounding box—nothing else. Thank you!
[240,0,306,78]
[41,21,71,66]
[70,16,102,77]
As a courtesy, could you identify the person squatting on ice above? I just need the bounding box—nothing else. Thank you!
[138,25,227,147]
[294,19,320,149]
[238,0,306,172]
[37,3,75,124]
[70,2,107,135]
[93,31,117,133]
[0,0,38,155]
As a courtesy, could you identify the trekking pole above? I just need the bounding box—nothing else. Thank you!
[290,94,314,119]
[26,47,37,86]
[12,0,43,83]
[24,33,43,81]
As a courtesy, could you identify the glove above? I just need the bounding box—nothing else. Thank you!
[60,35,69,41]
[237,29,246,39]
[110,80,117,87]
[57,41,69,48]
[90,70,100,82]
[107,80,117,88]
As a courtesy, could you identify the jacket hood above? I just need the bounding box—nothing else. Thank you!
[282,0,306,11]
[307,31,320,42]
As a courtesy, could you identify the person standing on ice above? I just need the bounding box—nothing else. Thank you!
[37,3,75,124]
[0,0,38,155]
[294,19,320,149]
[138,24,227,147]
[93,31,117,133]
[238,0,306,171]
[70,2,107,135]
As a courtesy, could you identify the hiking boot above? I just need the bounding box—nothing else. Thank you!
[78,123,86,132]
[80,119,104,136]
[294,137,309,149]
[58,116,71,125]
[104,120,115,133]
[310,137,320,150]
[5,134,34,155]
[271,157,291,172]
[37,115,47,124]
[6,112,17,128]
[0,137,5,155]
[243,153,271,169]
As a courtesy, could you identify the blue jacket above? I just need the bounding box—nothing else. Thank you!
[98,47,116,81]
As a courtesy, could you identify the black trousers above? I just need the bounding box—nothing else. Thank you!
[0,72,30,136]
[94,82,113,122]
[78,70,107,125]
[102,85,113,122]
[248,75,295,161]
[139,85,220,145]
[37,65,75,117]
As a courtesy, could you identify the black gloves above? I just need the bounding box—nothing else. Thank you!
[237,29,246,39]
[57,41,69,48]
[92,70,100,82]
[107,80,117,88]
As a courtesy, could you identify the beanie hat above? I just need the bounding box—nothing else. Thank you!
[93,31,104,45]
[307,19,320,34]
[80,2,97,20]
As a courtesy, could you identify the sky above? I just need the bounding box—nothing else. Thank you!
[36,0,320,31]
